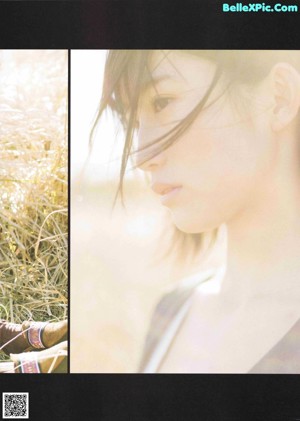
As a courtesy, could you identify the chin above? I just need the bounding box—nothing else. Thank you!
[171,218,211,235]
[171,212,221,235]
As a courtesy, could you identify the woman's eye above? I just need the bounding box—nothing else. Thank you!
[152,96,172,113]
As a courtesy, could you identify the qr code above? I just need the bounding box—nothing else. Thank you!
[2,393,29,419]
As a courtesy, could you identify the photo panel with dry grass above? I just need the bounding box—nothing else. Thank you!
[0,50,68,373]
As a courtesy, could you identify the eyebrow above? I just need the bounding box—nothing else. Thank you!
[141,73,182,94]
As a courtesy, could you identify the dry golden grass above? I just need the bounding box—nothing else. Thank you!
[0,50,68,360]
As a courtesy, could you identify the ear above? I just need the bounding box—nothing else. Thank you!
[270,63,300,132]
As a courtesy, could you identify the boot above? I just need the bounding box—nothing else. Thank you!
[0,319,68,355]
[10,340,68,373]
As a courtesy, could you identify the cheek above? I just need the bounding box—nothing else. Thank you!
[182,121,266,188]
[168,117,274,233]
[197,104,274,183]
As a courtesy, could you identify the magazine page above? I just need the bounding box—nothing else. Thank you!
[1,1,300,420]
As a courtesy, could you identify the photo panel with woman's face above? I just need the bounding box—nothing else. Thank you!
[70,50,224,373]
[70,50,300,374]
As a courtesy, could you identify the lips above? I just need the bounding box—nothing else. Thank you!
[151,183,181,196]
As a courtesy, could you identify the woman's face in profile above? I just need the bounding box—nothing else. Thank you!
[136,50,276,234]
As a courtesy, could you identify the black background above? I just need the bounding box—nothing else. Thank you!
[2,374,300,420]
[0,0,299,49]
[0,1,300,420]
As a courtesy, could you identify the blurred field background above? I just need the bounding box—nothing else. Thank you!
[71,51,224,373]
[0,50,68,361]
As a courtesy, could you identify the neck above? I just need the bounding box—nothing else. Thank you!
[222,163,300,302]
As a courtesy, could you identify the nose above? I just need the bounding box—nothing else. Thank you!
[135,126,167,172]
[135,146,166,172]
